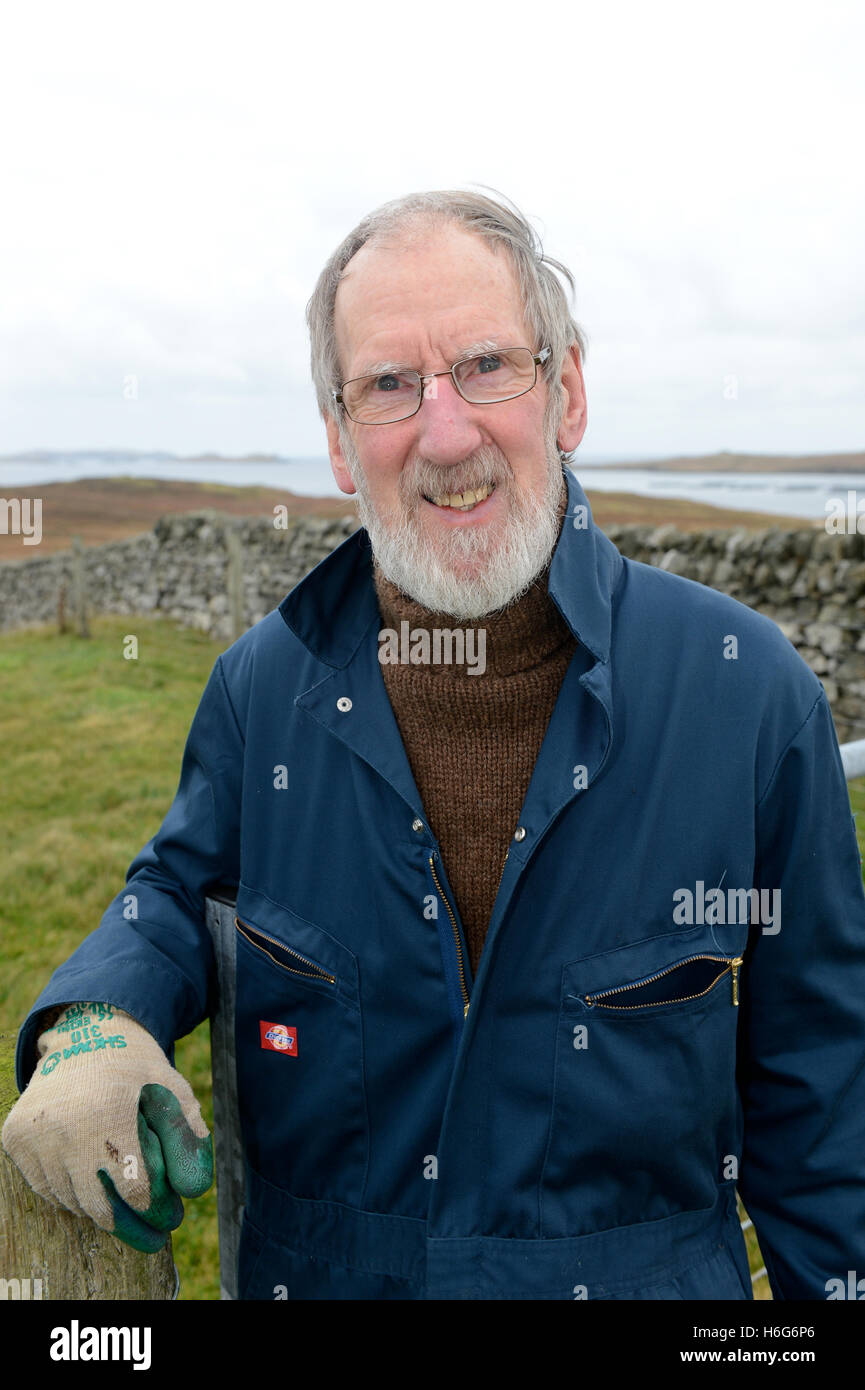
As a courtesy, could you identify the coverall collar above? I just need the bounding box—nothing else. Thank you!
[279,467,621,669]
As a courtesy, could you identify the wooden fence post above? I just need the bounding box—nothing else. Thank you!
[205,893,244,1300]
[71,536,90,639]
[225,524,245,644]
[0,1033,176,1300]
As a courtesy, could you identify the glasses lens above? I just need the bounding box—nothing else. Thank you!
[454,348,536,403]
[342,370,421,423]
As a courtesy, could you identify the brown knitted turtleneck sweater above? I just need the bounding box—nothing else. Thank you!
[373,489,578,975]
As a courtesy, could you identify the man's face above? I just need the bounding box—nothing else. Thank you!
[325,221,586,618]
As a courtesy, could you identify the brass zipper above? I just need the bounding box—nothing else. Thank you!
[235,917,336,983]
[495,849,509,898]
[585,953,745,1010]
[428,855,470,1018]
[731,955,743,1006]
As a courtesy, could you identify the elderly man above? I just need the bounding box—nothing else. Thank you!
[5,190,865,1301]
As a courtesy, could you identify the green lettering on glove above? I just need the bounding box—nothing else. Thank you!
[3,1004,213,1255]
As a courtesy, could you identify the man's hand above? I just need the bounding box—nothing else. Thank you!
[1,1002,213,1252]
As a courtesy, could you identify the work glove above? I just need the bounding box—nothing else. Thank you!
[1,1001,213,1253]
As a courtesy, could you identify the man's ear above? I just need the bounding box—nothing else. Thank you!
[556,343,588,454]
[325,413,357,496]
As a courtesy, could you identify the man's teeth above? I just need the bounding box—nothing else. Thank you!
[430,483,495,511]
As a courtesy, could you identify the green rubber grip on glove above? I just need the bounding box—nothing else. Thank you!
[98,1085,213,1252]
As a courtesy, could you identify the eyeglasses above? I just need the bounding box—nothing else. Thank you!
[332,345,552,425]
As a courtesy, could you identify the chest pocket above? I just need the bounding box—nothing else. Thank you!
[540,923,748,1240]
[232,886,368,1208]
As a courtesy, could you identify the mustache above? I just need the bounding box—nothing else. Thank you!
[398,450,514,504]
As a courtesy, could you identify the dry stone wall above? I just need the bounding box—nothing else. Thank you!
[604,521,864,745]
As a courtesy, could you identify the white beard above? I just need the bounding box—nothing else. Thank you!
[339,411,567,620]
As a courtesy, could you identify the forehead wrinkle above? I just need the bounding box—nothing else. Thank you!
[335,223,528,380]
[353,337,512,380]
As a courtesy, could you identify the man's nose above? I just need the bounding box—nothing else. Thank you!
[412,372,485,464]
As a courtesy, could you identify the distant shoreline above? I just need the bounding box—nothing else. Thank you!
[2,448,864,474]
[594,450,865,474]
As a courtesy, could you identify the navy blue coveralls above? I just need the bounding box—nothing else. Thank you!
[16,470,865,1299]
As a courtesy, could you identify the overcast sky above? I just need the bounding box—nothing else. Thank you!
[0,0,862,462]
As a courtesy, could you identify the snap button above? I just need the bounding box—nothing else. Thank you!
[514,826,526,842]
[336,697,352,712]
[412,818,424,832]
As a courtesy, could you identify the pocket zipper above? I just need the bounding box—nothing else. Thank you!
[235,917,336,983]
[584,953,744,1010]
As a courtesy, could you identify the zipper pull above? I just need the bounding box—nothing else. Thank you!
[731,957,744,1006]
[464,1001,470,1018]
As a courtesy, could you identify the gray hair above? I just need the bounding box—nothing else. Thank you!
[305,188,588,464]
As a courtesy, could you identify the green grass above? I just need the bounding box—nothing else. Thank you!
[1,614,863,1301]
[0,616,224,1299]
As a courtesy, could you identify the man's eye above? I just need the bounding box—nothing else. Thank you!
[473,354,503,374]
[374,373,411,392]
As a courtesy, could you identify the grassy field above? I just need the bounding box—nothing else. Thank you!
[0,477,358,560]
[0,616,225,1298]
[1,614,863,1300]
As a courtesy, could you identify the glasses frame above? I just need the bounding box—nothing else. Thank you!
[332,345,552,425]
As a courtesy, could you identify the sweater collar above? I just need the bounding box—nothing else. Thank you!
[372,560,574,679]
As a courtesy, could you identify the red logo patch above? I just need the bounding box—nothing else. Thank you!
[259,1021,298,1056]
